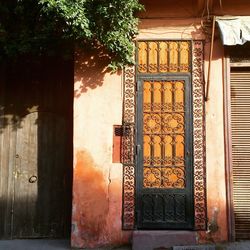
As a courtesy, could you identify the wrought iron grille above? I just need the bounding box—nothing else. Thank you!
[137,40,191,73]
[143,80,186,189]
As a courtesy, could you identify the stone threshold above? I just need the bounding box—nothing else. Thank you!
[132,231,197,250]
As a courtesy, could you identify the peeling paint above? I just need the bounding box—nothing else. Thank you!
[71,150,109,248]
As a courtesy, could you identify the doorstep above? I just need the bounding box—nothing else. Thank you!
[132,231,197,250]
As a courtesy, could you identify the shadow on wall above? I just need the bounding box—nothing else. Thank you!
[74,46,113,97]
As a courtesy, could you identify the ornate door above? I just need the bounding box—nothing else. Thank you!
[122,40,206,231]
[134,40,194,229]
[136,75,193,229]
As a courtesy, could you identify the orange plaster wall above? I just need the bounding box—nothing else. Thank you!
[213,0,250,16]
[202,39,228,243]
[138,0,201,18]
[72,49,131,248]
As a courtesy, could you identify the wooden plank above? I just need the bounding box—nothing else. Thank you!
[0,64,18,239]
[13,113,38,237]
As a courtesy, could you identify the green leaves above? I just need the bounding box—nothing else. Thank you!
[0,0,143,69]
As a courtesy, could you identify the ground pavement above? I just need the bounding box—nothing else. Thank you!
[1,239,250,250]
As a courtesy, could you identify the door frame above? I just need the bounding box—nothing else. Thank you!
[223,55,235,241]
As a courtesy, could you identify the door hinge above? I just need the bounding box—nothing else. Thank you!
[136,81,140,92]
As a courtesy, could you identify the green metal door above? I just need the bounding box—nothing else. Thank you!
[136,74,194,229]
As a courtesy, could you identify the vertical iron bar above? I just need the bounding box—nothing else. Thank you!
[150,81,154,167]
[161,81,165,166]
[172,81,176,166]
[160,81,164,187]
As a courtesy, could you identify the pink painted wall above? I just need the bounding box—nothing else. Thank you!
[72,0,250,248]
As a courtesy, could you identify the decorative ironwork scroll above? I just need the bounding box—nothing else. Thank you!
[122,65,136,230]
[137,41,191,73]
[192,41,207,230]
[143,80,186,189]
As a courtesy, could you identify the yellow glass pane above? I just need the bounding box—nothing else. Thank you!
[163,114,184,134]
[143,168,161,188]
[153,81,161,112]
[169,42,178,72]
[148,42,158,73]
[143,81,151,112]
[175,81,184,112]
[164,135,173,160]
[143,135,151,166]
[162,167,185,188]
[137,40,191,73]
[159,42,168,72]
[143,80,186,189]
[152,135,161,166]
[180,42,190,72]
[175,134,184,158]
[143,114,161,134]
[163,81,172,112]
[138,42,147,73]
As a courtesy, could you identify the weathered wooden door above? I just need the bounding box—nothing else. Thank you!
[0,58,73,238]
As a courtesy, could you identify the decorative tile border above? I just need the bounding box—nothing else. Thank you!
[122,66,136,229]
[192,40,207,230]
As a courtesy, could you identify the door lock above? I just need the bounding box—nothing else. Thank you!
[29,175,37,183]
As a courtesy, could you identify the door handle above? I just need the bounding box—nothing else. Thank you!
[29,175,37,183]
